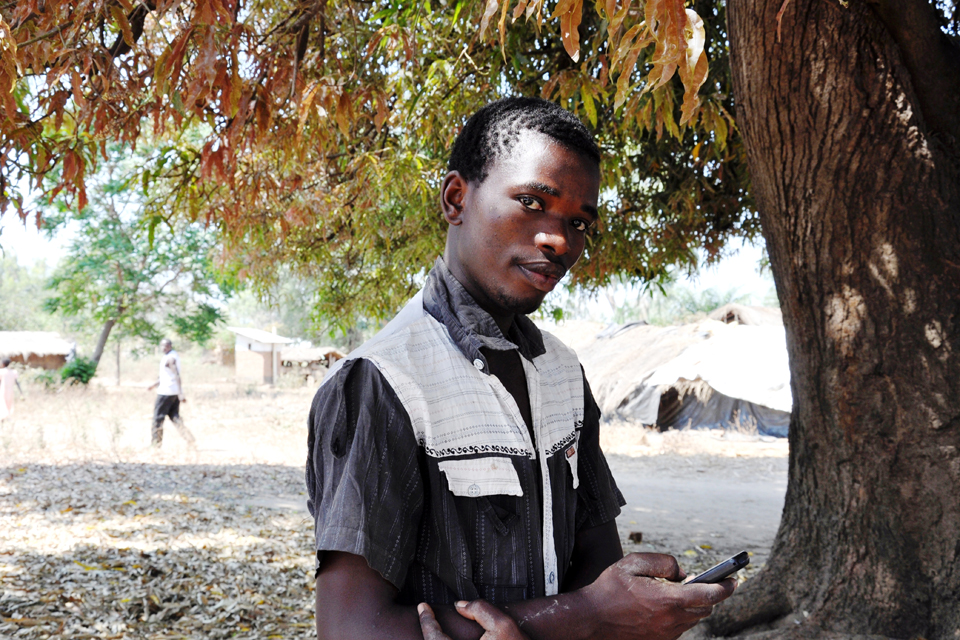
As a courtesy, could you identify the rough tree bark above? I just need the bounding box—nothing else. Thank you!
[706,0,960,637]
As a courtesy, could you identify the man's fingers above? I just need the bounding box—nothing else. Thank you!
[418,603,449,640]
[454,599,507,629]
[616,552,686,581]
[683,577,737,605]
[676,577,737,619]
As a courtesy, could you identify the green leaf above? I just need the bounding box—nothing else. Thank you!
[581,83,597,128]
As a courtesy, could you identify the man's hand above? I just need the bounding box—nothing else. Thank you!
[578,553,736,640]
[178,394,186,403]
[418,602,529,640]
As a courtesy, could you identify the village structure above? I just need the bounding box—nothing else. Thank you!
[225,326,345,386]
[225,326,296,385]
[1,311,790,434]
[546,302,791,437]
[0,331,75,370]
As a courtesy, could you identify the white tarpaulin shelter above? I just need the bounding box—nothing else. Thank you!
[567,305,792,437]
[644,323,791,413]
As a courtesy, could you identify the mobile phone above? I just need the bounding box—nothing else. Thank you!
[684,551,750,584]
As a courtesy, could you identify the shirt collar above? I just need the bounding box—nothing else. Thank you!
[422,257,546,368]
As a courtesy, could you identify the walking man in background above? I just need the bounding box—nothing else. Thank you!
[147,338,195,448]
[0,358,23,423]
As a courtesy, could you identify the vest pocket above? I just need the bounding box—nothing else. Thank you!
[477,497,518,536]
[438,457,524,497]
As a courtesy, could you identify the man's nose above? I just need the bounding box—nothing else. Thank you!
[534,225,572,257]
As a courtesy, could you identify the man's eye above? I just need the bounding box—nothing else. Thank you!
[518,195,543,210]
[572,219,588,232]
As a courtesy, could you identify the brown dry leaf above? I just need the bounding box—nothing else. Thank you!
[553,0,584,62]
[479,0,500,40]
[678,8,709,125]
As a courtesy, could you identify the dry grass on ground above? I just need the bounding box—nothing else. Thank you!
[2,354,317,639]
[1,352,788,638]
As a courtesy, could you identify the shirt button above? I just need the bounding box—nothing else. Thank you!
[549,572,555,583]
[473,359,484,370]
[467,484,481,497]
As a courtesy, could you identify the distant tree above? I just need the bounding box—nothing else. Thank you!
[42,149,231,365]
[0,252,58,331]
[646,283,751,325]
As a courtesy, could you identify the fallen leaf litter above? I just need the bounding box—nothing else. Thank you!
[1,462,316,639]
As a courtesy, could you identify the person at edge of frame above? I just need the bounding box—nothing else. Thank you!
[305,97,736,640]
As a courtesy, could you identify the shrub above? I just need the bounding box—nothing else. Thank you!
[29,368,61,390]
[61,356,98,385]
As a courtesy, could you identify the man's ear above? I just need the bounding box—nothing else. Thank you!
[441,171,467,225]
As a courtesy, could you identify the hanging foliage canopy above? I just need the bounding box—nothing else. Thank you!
[0,0,756,326]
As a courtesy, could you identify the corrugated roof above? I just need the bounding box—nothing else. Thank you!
[225,327,296,344]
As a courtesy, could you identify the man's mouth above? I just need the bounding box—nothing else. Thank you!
[518,262,566,290]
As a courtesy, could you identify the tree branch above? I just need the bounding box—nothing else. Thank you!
[108,1,157,58]
[872,0,960,145]
[20,21,75,47]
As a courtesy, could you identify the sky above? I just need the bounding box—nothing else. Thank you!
[678,237,772,300]
[0,214,70,267]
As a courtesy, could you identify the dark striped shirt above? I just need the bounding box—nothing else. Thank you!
[306,259,624,605]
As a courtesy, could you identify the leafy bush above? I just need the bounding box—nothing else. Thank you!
[29,369,61,390]
[61,357,98,385]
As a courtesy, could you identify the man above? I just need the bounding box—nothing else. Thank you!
[306,98,735,639]
[0,358,23,423]
[147,338,195,448]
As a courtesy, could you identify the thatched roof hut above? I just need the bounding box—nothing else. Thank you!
[0,331,75,370]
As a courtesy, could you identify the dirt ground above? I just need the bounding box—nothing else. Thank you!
[0,353,788,638]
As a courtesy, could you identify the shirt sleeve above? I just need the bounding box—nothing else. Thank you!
[305,358,424,590]
[574,370,626,531]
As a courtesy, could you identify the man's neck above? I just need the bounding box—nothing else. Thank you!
[492,314,515,338]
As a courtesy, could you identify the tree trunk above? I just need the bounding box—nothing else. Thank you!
[710,0,960,637]
[91,318,116,365]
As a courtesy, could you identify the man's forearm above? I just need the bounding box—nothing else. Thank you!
[316,593,595,640]
[500,590,597,640]
[315,549,598,640]
[423,592,600,640]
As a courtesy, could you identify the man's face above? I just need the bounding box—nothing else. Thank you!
[160,340,172,354]
[443,130,600,324]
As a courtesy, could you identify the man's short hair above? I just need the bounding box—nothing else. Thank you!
[448,97,601,183]
[1,358,10,367]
